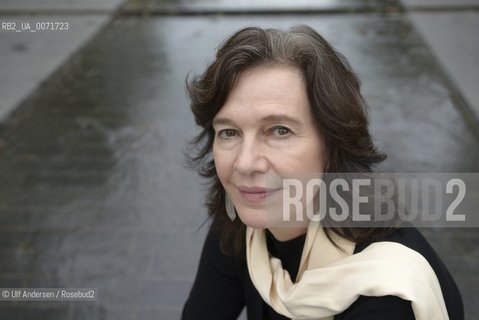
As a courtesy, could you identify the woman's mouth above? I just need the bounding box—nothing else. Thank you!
[237,186,281,202]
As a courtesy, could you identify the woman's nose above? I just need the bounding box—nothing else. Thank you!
[233,138,268,176]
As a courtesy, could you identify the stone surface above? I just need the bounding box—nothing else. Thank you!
[0,0,125,12]
[409,11,479,124]
[0,15,110,121]
[0,11,477,320]
[121,0,401,13]
[403,0,479,8]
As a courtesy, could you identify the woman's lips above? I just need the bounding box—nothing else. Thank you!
[237,186,281,202]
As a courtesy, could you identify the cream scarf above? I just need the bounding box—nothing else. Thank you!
[246,221,449,320]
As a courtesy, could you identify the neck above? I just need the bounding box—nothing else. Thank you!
[267,226,307,242]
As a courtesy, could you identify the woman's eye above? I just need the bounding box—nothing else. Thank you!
[271,126,291,136]
[217,129,238,138]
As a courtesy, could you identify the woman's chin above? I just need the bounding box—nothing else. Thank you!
[237,214,267,229]
[236,208,284,229]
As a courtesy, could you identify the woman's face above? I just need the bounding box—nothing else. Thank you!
[212,65,327,233]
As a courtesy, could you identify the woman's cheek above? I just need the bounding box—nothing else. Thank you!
[213,151,232,181]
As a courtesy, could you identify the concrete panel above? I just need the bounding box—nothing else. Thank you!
[409,11,479,123]
[0,15,109,121]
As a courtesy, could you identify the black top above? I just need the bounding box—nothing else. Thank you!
[181,226,464,320]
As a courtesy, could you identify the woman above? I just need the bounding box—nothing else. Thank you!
[182,25,464,320]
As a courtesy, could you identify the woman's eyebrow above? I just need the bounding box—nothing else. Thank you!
[261,115,302,126]
[212,117,236,127]
[212,114,302,127]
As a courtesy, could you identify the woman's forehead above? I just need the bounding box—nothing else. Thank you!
[231,65,305,98]
[215,65,310,123]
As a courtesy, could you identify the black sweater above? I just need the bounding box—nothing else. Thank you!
[182,226,464,320]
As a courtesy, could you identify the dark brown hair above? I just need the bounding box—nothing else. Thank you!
[186,25,392,257]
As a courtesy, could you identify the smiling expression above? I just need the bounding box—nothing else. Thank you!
[212,64,327,232]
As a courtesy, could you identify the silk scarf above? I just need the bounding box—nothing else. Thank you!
[246,221,449,320]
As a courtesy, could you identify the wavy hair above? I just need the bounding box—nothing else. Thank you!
[186,25,391,257]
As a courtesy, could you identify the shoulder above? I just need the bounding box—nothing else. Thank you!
[355,226,435,256]
[181,228,246,319]
[200,227,245,277]
[352,226,464,320]
[355,227,442,269]
[354,226,452,279]
[334,295,415,320]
